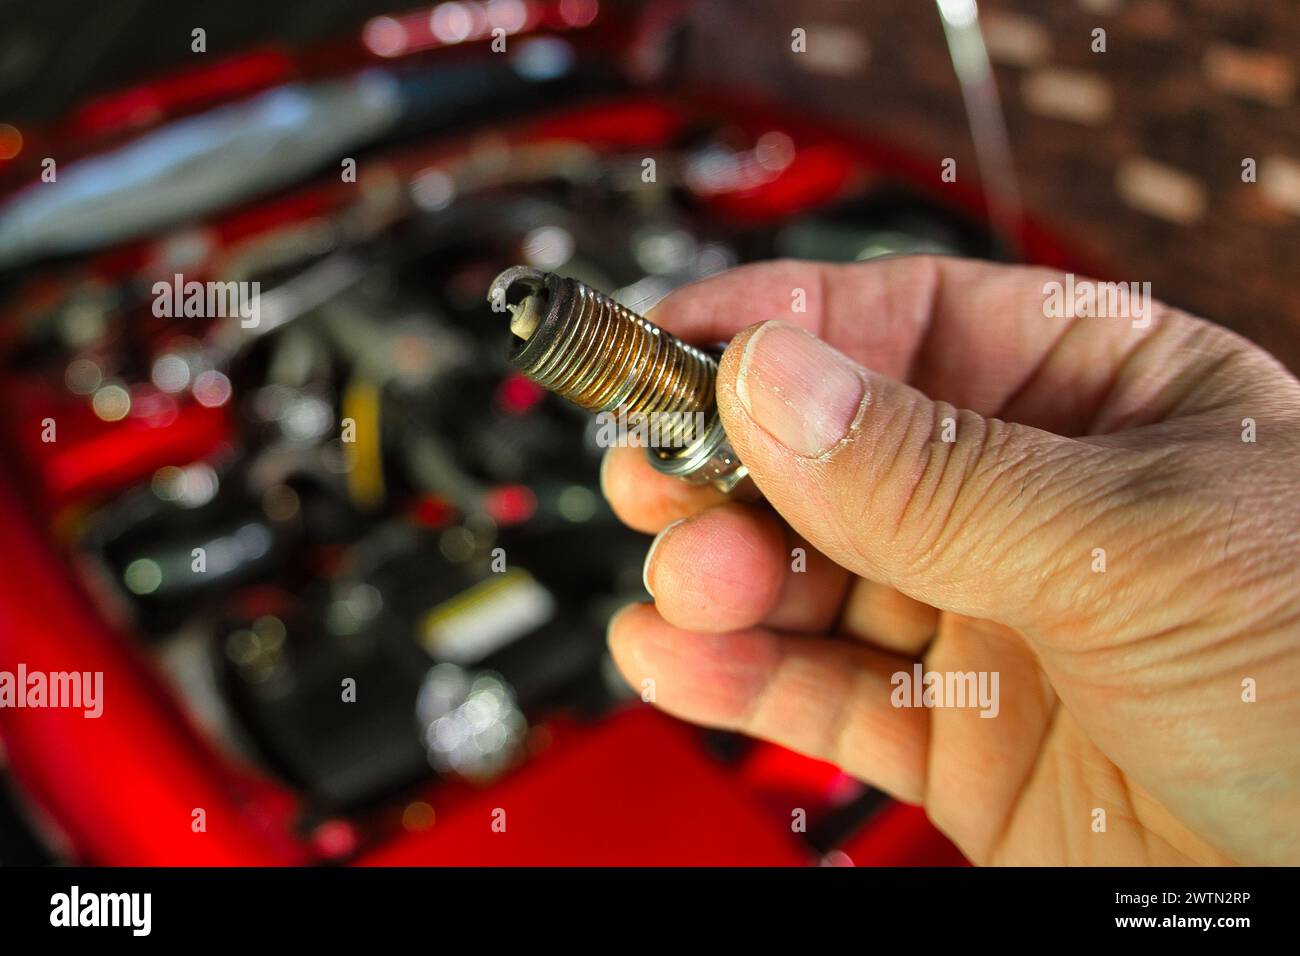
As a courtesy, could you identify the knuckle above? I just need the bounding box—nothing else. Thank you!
[868,401,1032,587]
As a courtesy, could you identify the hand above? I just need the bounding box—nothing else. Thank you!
[602,256,1300,866]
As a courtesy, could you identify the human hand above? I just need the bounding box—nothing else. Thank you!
[602,256,1300,865]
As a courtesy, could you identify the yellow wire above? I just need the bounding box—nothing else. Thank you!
[342,379,384,510]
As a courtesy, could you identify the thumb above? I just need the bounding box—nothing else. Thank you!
[716,320,1140,633]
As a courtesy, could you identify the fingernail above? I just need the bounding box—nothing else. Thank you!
[735,322,864,457]
[642,517,686,598]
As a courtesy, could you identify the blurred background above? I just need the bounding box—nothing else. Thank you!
[0,0,1294,866]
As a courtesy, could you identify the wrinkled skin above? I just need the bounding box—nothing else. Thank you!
[602,257,1300,866]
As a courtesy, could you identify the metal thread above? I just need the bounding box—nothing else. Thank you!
[511,277,717,447]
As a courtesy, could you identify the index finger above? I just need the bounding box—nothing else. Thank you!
[642,254,1258,437]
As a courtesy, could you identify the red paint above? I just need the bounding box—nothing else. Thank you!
[8,380,232,511]
[837,802,969,867]
[358,708,811,866]
[531,98,683,149]
[697,141,859,222]
[69,50,294,139]
[0,467,304,865]
[736,741,861,818]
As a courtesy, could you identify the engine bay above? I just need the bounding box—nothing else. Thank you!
[0,18,1006,865]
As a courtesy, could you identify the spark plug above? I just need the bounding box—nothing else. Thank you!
[488,266,747,493]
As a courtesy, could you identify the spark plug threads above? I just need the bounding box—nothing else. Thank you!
[488,267,747,493]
